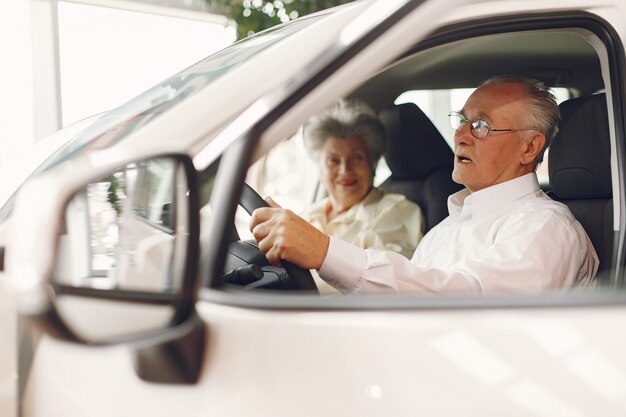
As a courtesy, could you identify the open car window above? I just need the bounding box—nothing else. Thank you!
[201,20,622,298]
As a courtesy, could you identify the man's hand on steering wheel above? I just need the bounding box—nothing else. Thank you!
[238,183,320,292]
[250,197,330,270]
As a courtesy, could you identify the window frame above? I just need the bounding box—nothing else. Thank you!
[199,10,626,309]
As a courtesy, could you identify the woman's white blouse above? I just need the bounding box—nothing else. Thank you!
[304,188,425,259]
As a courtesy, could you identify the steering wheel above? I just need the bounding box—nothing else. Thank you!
[226,183,318,292]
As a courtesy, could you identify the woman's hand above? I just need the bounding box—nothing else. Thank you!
[250,197,330,270]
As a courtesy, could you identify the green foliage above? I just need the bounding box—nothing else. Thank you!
[204,0,356,40]
[106,175,124,217]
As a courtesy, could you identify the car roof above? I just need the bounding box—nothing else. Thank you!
[353,28,602,110]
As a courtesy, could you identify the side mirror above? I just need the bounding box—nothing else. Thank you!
[31,155,200,346]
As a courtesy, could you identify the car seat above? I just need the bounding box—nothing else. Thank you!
[378,102,463,233]
[548,93,613,281]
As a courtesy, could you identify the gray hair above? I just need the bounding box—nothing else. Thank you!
[303,99,386,170]
[479,75,560,166]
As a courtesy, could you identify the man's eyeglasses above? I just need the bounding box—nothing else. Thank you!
[448,111,537,140]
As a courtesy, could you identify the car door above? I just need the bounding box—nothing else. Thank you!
[193,4,626,417]
[194,2,626,416]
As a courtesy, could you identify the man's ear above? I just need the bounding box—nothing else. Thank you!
[520,133,546,166]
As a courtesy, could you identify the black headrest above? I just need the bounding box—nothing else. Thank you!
[549,94,611,199]
[379,103,454,180]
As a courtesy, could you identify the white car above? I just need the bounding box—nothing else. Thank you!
[3,0,626,415]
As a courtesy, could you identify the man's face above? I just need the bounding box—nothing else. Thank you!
[452,83,535,192]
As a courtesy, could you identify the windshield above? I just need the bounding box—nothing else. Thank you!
[0,13,324,222]
[42,14,323,171]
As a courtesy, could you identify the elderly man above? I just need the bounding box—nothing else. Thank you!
[250,75,598,294]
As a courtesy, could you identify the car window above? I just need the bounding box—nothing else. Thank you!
[208,23,619,296]
[36,15,324,173]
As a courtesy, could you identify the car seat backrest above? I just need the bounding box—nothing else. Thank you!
[548,93,613,279]
[379,103,463,232]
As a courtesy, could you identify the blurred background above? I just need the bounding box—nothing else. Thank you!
[0,0,354,204]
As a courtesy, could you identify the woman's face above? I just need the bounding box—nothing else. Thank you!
[320,136,373,212]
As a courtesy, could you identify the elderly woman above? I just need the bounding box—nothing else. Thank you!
[303,99,424,259]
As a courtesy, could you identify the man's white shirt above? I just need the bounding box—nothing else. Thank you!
[319,173,598,294]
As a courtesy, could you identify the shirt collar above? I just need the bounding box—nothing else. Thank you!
[447,172,540,220]
[309,188,383,224]
[341,188,383,222]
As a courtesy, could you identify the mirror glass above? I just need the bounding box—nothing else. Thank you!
[54,156,190,294]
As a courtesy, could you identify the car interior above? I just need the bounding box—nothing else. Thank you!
[222,22,620,293]
[378,102,462,233]
[548,93,613,281]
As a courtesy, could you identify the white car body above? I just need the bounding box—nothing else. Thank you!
[3,0,626,415]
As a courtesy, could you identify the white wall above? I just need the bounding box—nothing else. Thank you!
[0,6,30,416]
[57,1,236,127]
[0,1,36,209]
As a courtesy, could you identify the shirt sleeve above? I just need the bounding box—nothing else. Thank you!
[319,237,482,294]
